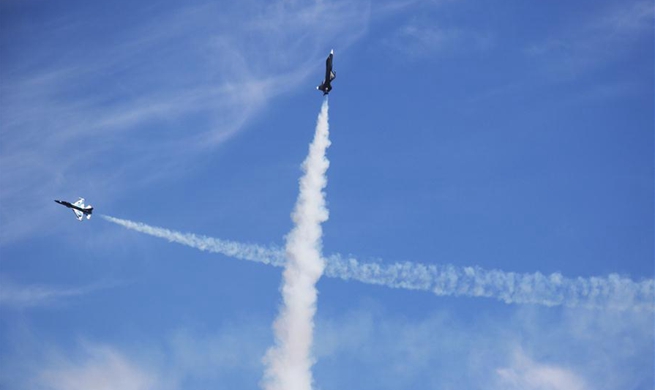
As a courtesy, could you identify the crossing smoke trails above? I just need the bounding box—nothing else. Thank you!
[261,99,331,390]
[101,215,654,312]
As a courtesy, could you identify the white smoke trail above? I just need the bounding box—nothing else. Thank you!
[261,99,331,390]
[100,214,655,312]
[101,215,287,266]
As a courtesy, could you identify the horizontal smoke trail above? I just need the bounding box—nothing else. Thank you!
[101,215,654,311]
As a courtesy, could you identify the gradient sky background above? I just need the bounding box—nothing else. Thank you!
[1,0,653,389]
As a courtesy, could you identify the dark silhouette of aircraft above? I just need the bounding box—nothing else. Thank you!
[317,50,335,95]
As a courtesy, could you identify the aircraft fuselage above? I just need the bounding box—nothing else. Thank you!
[55,200,93,215]
[317,50,335,95]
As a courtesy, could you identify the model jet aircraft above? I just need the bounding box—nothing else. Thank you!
[55,198,94,221]
[317,49,335,95]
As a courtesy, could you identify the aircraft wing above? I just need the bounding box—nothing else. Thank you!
[72,209,84,221]
[73,198,85,207]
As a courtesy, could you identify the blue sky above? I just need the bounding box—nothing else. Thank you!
[1,0,653,389]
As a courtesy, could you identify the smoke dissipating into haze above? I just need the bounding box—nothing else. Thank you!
[261,99,331,390]
[101,214,654,312]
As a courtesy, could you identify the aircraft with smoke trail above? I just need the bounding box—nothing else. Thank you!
[55,198,94,221]
[317,49,335,95]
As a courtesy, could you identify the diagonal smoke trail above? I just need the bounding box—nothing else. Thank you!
[101,214,287,267]
[262,99,331,390]
[100,215,654,312]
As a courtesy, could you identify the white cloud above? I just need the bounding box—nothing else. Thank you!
[1,322,271,390]
[0,278,119,308]
[313,305,653,390]
[36,345,159,390]
[496,348,589,390]
[1,305,651,390]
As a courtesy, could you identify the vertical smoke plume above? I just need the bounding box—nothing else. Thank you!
[262,99,331,390]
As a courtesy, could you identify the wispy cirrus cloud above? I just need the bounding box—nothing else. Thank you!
[0,0,370,244]
[377,0,492,59]
[383,19,494,59]
[0,278,120,308]
[525,0,653,76]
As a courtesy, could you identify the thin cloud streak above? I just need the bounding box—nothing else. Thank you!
[0,278,119,308]
[0,0,370,244]
[100,215,655,311]
[525,0,653,77]
[384,22,493,59]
